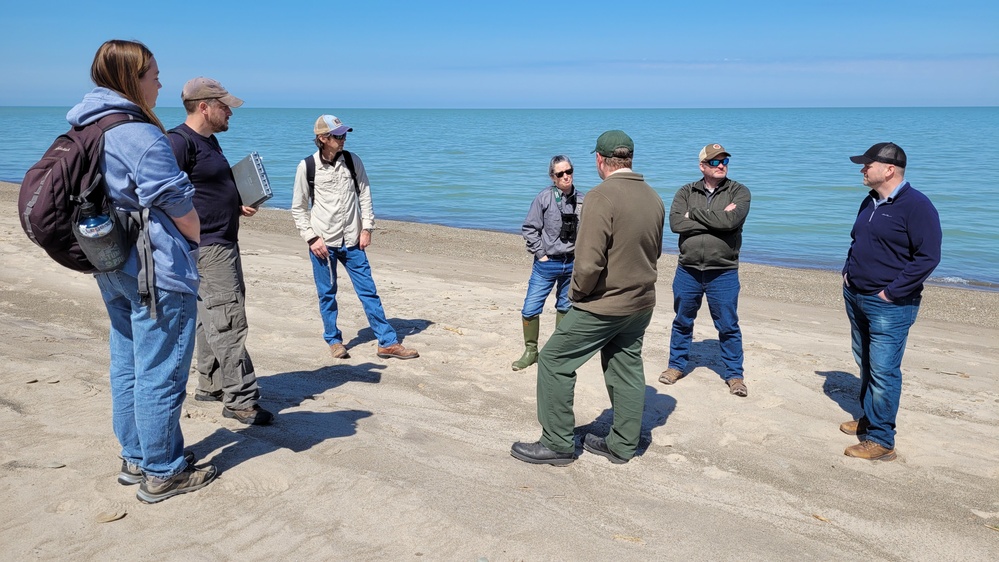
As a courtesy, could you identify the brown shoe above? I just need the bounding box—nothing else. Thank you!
[839,419,869,435]
[658,368,684,385]
[844,440,896,461]
[329,343,350,359]
[377,343,419,360]
[726,377,748,397]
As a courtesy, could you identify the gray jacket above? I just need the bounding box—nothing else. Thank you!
[522,185,584,259]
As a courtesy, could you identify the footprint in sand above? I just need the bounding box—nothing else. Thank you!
[215,471,291,498]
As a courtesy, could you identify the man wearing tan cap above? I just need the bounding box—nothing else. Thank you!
[291,114,418,361]
[659,143,751,397]
[511,130,665,466]
[168,77,273,425]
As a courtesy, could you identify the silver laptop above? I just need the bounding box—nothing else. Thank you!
[230,152,273,208]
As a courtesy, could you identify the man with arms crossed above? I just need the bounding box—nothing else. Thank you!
[840,142,941,461]
[169,77,273,425]
[511,130,665,466]
[659,144,751,397]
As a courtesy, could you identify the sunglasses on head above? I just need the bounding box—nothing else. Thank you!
[704,157,730,167]
[554,168,574,178]
[327,133,347,140]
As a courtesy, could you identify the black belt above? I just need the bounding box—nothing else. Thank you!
[547,253,574,261]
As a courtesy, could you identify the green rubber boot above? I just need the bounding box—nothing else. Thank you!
[511,315,541,371]
[555,310,567,328]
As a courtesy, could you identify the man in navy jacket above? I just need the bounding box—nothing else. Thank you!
[840,142,941,461]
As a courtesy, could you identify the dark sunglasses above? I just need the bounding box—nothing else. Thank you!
[554,168,574,178]
[705,157,730,167]
[327,133,347,140]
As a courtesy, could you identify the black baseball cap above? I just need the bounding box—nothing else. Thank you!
[850,142,906,167]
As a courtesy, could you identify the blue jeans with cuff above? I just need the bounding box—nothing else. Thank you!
[310,244,399,348]
[521,256,573,317]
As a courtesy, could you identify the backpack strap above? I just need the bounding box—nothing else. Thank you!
[167,127,197,173]
[77,114,146,203]
[304,150,360,207]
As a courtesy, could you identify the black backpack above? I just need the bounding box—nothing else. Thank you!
[303,150,359,206]
[18,113,145,272]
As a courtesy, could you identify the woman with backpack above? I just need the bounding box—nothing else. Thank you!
[65,39,217,503]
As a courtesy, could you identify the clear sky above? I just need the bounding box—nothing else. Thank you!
[1,0,996,108]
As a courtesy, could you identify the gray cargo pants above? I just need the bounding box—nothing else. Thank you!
[195,243,260,410]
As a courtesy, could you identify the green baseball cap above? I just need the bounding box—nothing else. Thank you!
[591,130,634,157]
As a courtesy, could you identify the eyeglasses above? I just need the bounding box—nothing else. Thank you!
[704,158,730,167]
[327,133,347,140]
[554,168,574,178]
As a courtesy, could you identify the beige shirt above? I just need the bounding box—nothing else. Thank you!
[570,170,665,316]
[291,150,375,247]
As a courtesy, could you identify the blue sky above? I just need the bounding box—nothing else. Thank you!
[1,0,996,108]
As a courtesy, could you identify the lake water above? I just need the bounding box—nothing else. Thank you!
[2,106,996,289]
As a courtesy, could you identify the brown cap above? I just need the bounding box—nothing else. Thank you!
[180,77,244,108]
[699,143,730,161]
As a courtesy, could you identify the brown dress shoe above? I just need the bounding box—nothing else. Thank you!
[377,343,419,359]
[839,419,869,435]
[329,343,350,359]
[844,440,896,461]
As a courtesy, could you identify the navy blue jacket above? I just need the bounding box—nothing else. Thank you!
[842,182,941,300]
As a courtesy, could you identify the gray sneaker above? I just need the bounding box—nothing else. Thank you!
[118,450,196,486]
[136,463,218,503]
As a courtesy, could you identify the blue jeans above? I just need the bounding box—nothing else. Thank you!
[310,245,399,347]
[521,256,573,317]
[668,265,744,380]
[843,285,920,449]
[96,270,197,479]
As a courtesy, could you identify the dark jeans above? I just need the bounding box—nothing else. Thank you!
[668,265,744,380]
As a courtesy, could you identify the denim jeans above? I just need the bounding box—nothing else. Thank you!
[668,265,744,380]
[843,285,921,449]
[96,270,197,479]
[310,245,399,347]
[521,256,573,317]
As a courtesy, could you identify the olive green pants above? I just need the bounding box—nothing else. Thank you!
[537,306,653,460]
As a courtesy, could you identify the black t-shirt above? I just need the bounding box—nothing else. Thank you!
[168,123,241,247]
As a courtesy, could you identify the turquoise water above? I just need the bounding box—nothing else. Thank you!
[2,106,996,288]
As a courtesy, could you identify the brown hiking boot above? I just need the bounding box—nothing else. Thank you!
[136,463,218,503]
[658,368,684,385]
[844,440,896,461]
[839,419,869,435]
[329,343,350,359]
[377,343,419,359]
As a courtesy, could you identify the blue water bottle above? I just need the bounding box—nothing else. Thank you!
[75,202,128,271]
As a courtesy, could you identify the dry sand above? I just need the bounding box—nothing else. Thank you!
[1,180,998,561]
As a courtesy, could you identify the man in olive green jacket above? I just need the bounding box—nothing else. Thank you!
[511,130,665,466]
[659,143,751,397]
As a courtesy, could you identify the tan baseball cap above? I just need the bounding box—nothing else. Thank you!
[180,77,244,108]
[314,114,353,136]
[699,143,730,162]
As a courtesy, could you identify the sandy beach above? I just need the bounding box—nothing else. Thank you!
[1,179,997,560]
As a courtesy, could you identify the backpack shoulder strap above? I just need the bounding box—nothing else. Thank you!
[167,126,197,173]
[78,114,147,201]
[341,151,360,195]
[304,154,316,205]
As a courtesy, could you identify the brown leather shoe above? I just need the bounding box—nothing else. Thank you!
[844,440,896,461]
[839,419,869,435]
[377,343,419,360]
[329,343,350,359]
[658,368,684,385]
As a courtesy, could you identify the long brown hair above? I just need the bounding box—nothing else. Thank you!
[90,40,165,132]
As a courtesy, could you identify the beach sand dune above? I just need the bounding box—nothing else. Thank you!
[1,181,997,560]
